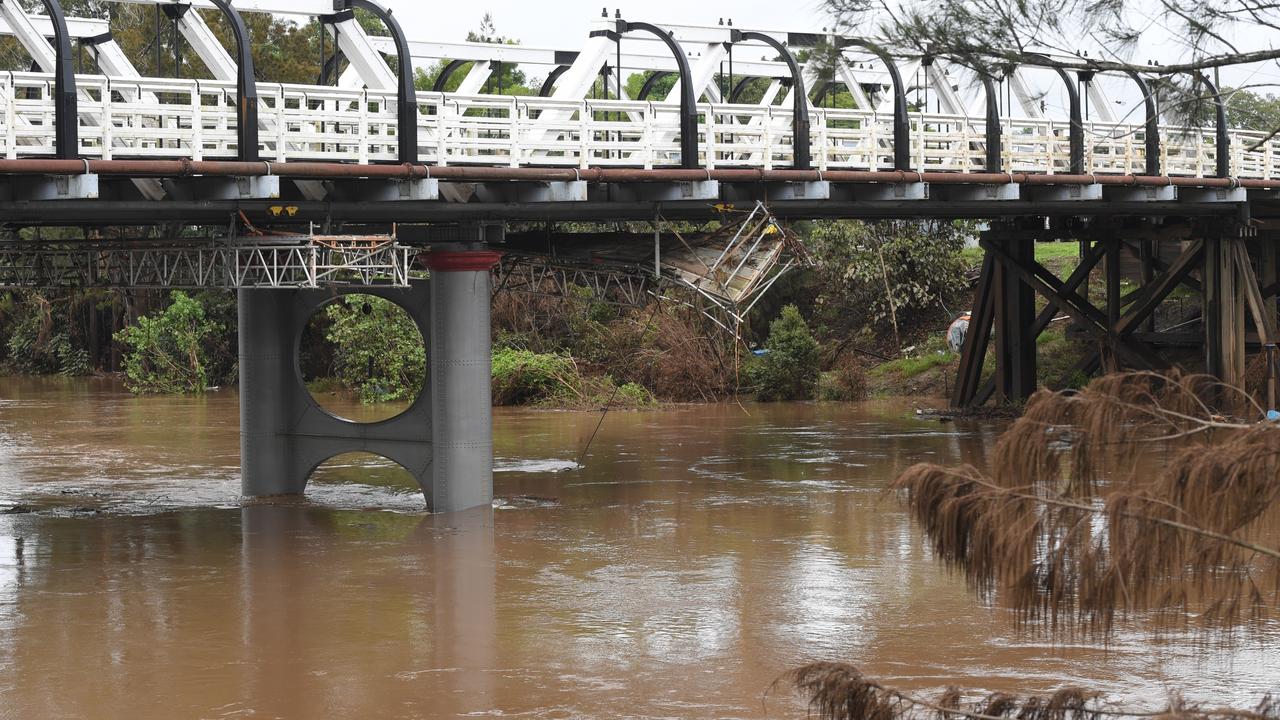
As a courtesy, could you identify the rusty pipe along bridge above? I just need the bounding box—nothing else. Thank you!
[0,0,1278,511]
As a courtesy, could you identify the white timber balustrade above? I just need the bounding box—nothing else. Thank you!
[0,1,1274,179]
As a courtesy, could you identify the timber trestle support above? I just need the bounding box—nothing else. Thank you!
[952,220,1280,411]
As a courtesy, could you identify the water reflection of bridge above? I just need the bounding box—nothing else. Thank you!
[2,0,1278,511]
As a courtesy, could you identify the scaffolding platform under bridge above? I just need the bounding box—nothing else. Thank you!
[0,235,419,290]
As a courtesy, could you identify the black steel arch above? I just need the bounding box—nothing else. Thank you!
[341,0,418,163]
[615,20,699,169]
[39,0,78,159]
[728,76,758,104]
[731,30,811,170]
[637,70,674,101]
[1025,56,1084,174]
[977,71,1002,172]
[1193,71,1230,178]
[839,38,910,171]
[1124,70,1161,176]
[433,59,469,92]
[538,65,570,97]
[209,0,259,162]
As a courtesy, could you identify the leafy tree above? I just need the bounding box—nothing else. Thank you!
[2,291,90,377]
[747,305,821,401]
[322,296,425,404]
[115,291,221,393]
[415,13,532,95]
[1226,88,1280,132]
[806,220,972,348]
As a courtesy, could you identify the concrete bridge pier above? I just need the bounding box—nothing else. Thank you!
[237,245,500,513]
[424,245,502,513]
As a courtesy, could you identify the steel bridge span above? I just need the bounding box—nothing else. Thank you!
[1,0,1278,513]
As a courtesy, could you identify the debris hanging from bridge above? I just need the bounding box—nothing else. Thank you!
[493,202,812,338]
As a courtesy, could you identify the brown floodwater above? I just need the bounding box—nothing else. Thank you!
[0,376,1276,719]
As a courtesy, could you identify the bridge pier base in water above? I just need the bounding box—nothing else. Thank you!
[237,245,500,512]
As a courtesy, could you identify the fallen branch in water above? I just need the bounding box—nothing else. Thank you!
[775,663,1280,720]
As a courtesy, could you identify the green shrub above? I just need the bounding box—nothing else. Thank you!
[747,305,821,401]
[818,357,868,401]
[323,296,425,403]
[491,348,583,405]
[115,291,221,393]
[615,381,656,407]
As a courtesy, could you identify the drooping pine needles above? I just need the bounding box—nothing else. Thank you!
[892,371,1280,638]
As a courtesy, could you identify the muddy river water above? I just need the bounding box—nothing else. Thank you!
[0,377,1276,718]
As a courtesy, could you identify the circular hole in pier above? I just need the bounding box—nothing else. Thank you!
[298,294,426,424]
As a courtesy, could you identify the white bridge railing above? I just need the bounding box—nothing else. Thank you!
[3,70,1278,179]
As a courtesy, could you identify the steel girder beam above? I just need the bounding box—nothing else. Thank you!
[840,38,909,171]
[731,30,810,170]
[0,240,415,289]
[0,13,107,42]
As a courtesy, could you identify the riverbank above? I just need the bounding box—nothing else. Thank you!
[0,230,1132,409]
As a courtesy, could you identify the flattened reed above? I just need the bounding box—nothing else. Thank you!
[892,372,1280,638]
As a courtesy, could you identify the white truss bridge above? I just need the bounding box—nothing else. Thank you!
[0,0,1273,180]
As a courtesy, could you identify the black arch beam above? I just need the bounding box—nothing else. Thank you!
[432,59,469,93]
[1025,56,1084,174]
[341,0,418,163]
[728,76,759,104]
[731,30,811,170]
[209,0,259,162]
[978,71,1002,172]
[614,20,699,169]
[637,70,673,101]
[538,65,570,97]
[1125,70,1161,176]
[40,0,78,159]
[839,38,909,171]
[1194,71,1230,178]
